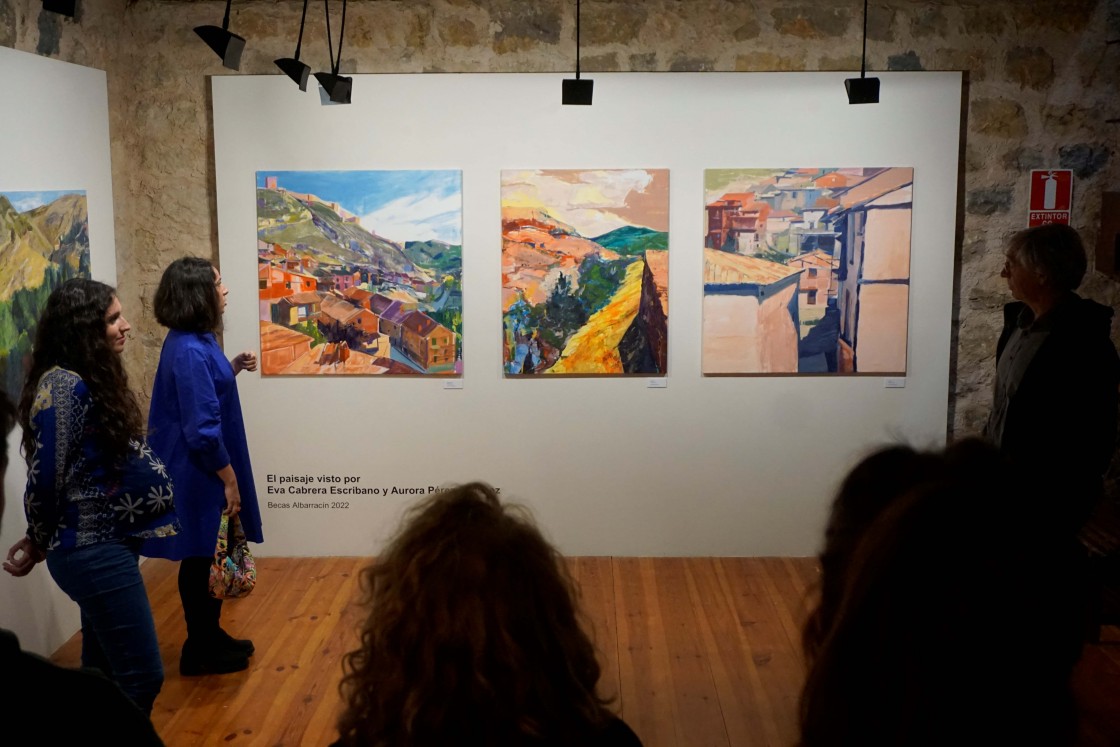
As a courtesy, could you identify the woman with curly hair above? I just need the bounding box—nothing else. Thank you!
[333,482,643,747]
[3,278,178,715]
[140,256,262,676]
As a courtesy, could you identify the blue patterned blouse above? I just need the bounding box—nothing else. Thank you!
[23,367,179,551]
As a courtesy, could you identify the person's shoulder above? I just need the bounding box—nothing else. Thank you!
[1054,297,1118,352]
[2,630,164,744]
[35,367,89,407]
[1065,296,1115,329]
[166,329,208,347]
[165,330,219,361]
[40,366,82,387]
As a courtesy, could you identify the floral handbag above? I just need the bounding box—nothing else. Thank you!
[208,513,257,599]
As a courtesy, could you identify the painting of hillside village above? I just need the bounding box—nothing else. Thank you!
[0,190,90,396]
[256,170,462,375]
[502,169,669,375]
[702,167,913,375]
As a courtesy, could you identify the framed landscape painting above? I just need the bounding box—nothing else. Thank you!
[256,170,462,375]
[0,190,90,396]
[702,167,913,375]
[502,168,669,375]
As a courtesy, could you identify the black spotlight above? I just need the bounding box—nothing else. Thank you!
[42,0,76,17]
[845,76,880,105]
[315,0,352,105]
[278,58,311,91]
[562,78,594,106]
[562,0,593,106]
[314,72,353,104]
[195,0,245,71]
[275,0,312,91]
[845,0,879,104]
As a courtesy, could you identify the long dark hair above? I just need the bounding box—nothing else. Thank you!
[799,439,1080,746]
[18,278,143,465]
[154,256,222,333]
[336,482,613,747]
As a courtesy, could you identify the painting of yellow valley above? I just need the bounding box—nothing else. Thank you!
[501,169,669,375]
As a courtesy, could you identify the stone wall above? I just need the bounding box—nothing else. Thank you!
[4,0,1119,440]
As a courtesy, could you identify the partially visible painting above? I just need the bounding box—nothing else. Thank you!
[501,169,669,375]
[256,171,462,375]
[0,190,90,396]
[702,167,913,375]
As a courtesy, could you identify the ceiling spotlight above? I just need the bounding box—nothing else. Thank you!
[563,79,593,106]
[845,0,879,104]
[315,0,352,105]
[315,72,353,105]
[276,0,312,91]
[562,0,593,106]
[845,77,880,105]
[42,0,76,17]
[195,0,245,71]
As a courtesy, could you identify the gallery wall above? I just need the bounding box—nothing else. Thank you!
[214,71,962,558]
[0,47,118,654]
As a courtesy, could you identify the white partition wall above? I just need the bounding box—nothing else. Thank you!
[0,46,118,655]
[213,72,962,558]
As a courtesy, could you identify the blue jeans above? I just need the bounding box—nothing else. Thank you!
[46,539,164,715]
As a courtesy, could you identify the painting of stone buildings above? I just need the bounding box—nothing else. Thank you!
[256,171,462,375]
[0,190,90,395]
[702,167,913,374]
[502,169,669,375]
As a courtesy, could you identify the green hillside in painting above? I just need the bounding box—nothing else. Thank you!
[256,188,416,275]
[591,225,668,255]
[403,240,462,277]
[0,192,90,396]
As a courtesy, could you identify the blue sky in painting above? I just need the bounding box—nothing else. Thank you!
[4,190,86,212]
[256,170,462,245]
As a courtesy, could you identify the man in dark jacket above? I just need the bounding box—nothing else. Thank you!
[986,223,1120,532]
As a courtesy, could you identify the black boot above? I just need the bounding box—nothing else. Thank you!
[178,557,250,676]
[216,627,255,656]
[179,637,249,676]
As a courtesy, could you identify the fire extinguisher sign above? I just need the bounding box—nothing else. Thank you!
[1028,169,1073,227]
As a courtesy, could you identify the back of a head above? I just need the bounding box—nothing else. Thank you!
[803,444,944,661]
[799,439,1079,746]
[337,482,607,747]
[1009,223,1087,292]
[154,256,220,332]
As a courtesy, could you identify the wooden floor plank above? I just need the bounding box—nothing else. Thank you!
[613,557,678,747]
[719,558,805,741]
[296,558,368,743]
[569,557,622,706]
[655,557,730,747]
[40,556,1120,747]
[204,556,355,744]
[684,557,784,747]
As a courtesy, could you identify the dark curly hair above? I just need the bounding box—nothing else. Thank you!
[154,256,222,333]
[335,482,614,747]
[18,278,143,466]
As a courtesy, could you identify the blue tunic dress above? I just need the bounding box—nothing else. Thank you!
[141,330,262,559]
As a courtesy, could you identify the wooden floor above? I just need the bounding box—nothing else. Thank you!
[50,557,1120,747]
